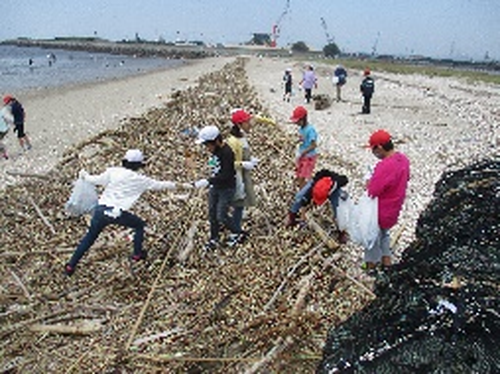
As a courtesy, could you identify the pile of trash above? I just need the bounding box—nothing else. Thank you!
[318,158,500,373]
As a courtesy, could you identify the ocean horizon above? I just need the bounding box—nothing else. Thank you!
[0,45,184,95]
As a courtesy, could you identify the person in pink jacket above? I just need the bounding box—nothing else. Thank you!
[365,129,410,269]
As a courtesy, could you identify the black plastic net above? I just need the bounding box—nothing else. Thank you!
[317,158,500,373]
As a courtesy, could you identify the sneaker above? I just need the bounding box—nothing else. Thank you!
[226,234,239,248]
[204,239,219,251]
[64,264,75,276]
[338,231,349,244]
[237,231,248,244]
[131,251,147,262]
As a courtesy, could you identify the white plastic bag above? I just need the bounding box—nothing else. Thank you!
[347,193,380,250]
[233,170,246,201]
[65,178,98,216]
[336,195,353,232]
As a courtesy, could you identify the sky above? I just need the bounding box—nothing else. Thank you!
[2,0,500,61]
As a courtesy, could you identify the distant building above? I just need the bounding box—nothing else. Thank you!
[249,33,272,46]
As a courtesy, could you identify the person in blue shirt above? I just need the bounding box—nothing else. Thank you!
[290,106,318,191]
[333,65,348,101]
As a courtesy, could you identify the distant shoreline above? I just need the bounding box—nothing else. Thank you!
[4,38,499,77]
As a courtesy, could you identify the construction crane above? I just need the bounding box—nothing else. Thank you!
[271,0,290,47]
[320,17,335,45]
[372,31,381,56]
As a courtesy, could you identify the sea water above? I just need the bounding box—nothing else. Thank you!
[0,45,184,94]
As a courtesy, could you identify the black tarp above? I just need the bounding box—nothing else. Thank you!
[317,158,500,373]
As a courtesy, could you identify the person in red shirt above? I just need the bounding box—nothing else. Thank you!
[365,129,410,269]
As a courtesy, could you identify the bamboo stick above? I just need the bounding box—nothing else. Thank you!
[29,320,104,335]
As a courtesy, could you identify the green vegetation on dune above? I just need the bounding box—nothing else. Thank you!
[326,59,500,85]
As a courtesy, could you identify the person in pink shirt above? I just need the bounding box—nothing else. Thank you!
[365,129,410,269]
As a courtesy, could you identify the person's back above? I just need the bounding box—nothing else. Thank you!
[302,69,316,89]
[361,76,375,96]
[10,100,24,124]
[334,66,347,85]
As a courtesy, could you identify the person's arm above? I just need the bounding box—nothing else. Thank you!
[81,169,111,186]
[300,140,316,158]
[367,163,391,198]
[227,136,243,170]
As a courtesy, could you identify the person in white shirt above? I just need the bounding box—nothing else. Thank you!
[0,104,12,159]
[65,149,190,276]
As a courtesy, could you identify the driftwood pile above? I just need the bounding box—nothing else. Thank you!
[0,58,373,373]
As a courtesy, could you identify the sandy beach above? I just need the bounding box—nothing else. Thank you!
[1,53,499,256]
[0,56,235,187]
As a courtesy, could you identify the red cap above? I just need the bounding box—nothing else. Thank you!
[3,95,13,105]
[368,129,391,148]
[312,177,334,206]
[231,109,252,124]
[290,106,307,123]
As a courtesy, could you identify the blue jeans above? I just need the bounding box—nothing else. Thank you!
[232,206,244,233]
[208,187,238,241]
[68,205,145,268]
[364,228,391,263]
[290,180,344,218]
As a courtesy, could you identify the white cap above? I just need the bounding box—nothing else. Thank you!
[124,149,144,162]
[285,68,292,72]
[195,125,220,144]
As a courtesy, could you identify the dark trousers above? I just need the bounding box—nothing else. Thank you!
[208,187,238,241]
[68,205,145,268]
[362,95,372,114]
[305,88,312,103]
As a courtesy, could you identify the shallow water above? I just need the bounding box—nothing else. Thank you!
[0,45,183,94]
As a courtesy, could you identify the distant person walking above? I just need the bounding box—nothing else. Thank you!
[299,65,317,104]
[360,68,375,114]
[333,65,347,101]
[283,68,293,102]
[364,130,410,269]
[290,106,318,190]
[3,95,32,151]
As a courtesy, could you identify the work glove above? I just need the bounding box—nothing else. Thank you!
[241,161,255,170]
[250,157,260,166]
[180,183,194,189]
[194,179,209,189]
[78,169,89,180]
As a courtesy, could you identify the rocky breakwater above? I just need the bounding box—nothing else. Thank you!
[4,38,215,59]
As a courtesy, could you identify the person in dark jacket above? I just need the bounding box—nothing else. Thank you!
[333,65,348,101]
[194,125,243,250]
[3,95,32,151]
[360,68,375,114]
[286,169,349,243]
[283,68,293,102]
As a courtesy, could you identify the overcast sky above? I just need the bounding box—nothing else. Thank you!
[2,0,499,60]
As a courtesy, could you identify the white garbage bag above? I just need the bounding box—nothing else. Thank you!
[65,178,98,217]
[346,193,380,250]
